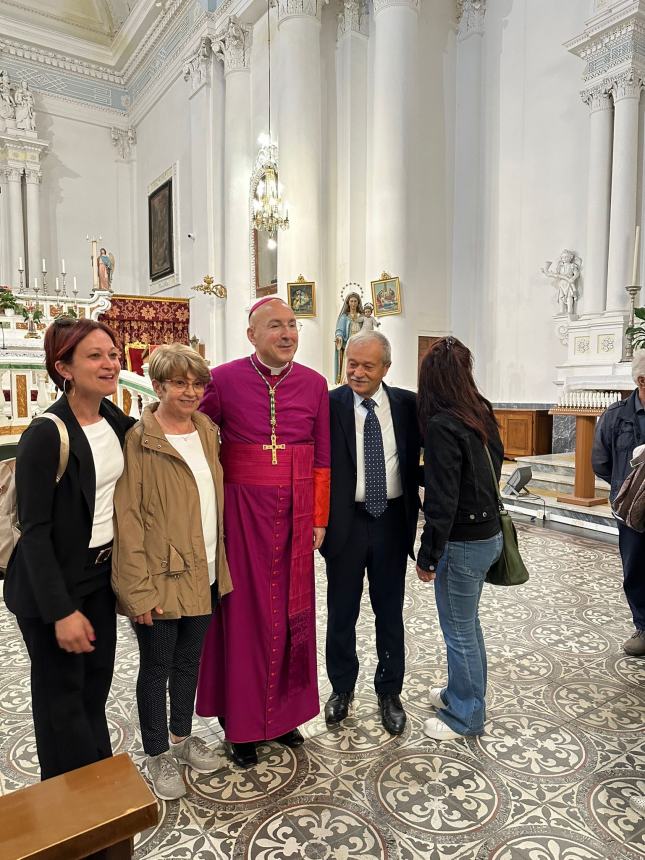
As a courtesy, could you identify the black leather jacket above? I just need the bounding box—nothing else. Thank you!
[417,413,503,570]
[592,390,645,503]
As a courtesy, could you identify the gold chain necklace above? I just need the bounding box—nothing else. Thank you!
[249,355,294,464]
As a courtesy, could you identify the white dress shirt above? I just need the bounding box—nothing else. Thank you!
[353,385,403,502]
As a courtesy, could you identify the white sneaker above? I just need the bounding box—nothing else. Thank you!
[146,752,186,800]
[428,687,445,709]
[171,735,222,774]
[630,795,645,815]
[423,716,463,741]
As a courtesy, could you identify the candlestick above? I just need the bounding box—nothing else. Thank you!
[61,272,68,298]
[632,225,641,286]
[33,277,39,297]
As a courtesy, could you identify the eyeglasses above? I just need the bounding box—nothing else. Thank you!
[166,379,206,392]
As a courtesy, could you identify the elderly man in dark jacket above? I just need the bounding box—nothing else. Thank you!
[592,352,645,657]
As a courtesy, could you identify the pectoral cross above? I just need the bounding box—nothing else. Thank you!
[263,432,286,465]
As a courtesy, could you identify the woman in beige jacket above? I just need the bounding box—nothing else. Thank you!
[112,344,232,801]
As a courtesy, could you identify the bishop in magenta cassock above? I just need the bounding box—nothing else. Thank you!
[196,297,330,767]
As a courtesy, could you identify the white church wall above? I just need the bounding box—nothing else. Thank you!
[35,106,126,298]
[464,0,591,405]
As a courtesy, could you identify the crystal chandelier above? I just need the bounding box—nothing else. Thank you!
[252,0,289,247]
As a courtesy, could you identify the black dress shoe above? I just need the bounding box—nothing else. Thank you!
[378,693,406,735]
[325,690,354,724]
[275,728,304,748]
[227,741,257,768]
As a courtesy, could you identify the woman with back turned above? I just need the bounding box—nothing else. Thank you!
[416,337,503,740]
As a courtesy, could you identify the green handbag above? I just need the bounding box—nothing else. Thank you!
[484,447,530,587]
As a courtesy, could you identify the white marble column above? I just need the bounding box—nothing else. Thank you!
[25,169,42,290]
[451,0,486,351]
[276,0,323,371]
[111,128,137,294]
[216,20,253,361]
[581,87,613,315]
[606,72,642,310]
[336,0,369,290]
[366,0,420,386]
[5,167,25,287]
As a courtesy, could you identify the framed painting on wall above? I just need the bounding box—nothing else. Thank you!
[371,273,402,317]
[287,276,316,318]
[148,179,174,282]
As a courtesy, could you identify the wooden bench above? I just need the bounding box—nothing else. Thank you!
[1,753,158,859]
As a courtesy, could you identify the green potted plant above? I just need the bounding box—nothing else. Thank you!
[626,308,645,351]
[0,288,19,316]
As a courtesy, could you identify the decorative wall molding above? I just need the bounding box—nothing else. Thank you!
[456,0,485,39]
[373,0,419,14]
[183,35,213,90]
[213,18,252,75]
[2,166,22,182]
[276,0,328,24]
[24,169,41,185]
[581,83,613,111]
[110,127,136,160]
[0,37,124,85]
[612,68,644,100]
[337,0,369,39]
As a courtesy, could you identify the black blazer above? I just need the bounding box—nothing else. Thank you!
[417,414,503,571]
[3,396,134,623]
[320,383,421,561]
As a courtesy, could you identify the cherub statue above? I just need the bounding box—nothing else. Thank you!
[361,303,380,331]
[541,250,582,316]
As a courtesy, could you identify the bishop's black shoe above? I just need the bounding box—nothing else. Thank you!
[378,693,406,735]
[324,690,354,724]
[227,741,257,768]
[275,728,304,748]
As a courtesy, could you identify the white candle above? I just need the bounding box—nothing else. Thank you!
[632,225,641,285]
[42,258,46,272]
[18,256,23,270]
[73,276,77,290]
[61,258,65,273]
[55,277,60,291]
[34,277,38,289]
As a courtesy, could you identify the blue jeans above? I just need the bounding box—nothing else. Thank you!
[433,532,503,736]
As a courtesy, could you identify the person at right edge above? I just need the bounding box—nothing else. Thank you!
[592,351,645,658]
[415,337,503,740]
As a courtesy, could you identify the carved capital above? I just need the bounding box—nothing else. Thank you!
[183,36,213,91]
[214,18,252,75]
[373,0,419,14]
[456,0,485,38]
[3,166,22,182]
[110,127,137,160]
[611,70,644,102]
[581,84,612,112]
[337,0,368,39]
[276,0,327,25]
[24,169,42,185]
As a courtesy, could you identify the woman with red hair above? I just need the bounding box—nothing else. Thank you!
[416,337,503,740]
[4,317,134,780]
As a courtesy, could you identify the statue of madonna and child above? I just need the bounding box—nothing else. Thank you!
[334,292,381,384]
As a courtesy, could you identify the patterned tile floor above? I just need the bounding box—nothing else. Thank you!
[1,522,645,859]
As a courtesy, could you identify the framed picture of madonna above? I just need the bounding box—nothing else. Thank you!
[148,178,174,282]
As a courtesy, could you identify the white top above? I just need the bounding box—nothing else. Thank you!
[82,418,124,548]
[166,431,218,585]
[353,385,403,502]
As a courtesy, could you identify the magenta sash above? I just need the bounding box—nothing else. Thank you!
[220,443,315,693]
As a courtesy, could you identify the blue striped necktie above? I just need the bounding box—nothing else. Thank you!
[362,398,387,518]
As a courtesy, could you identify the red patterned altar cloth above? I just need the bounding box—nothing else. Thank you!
[99,294,190,365]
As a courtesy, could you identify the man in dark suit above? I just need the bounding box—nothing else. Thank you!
[320,329,420,734]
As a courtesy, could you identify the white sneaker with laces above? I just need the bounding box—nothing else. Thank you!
[146,752,186,800]
[428,687,445,709]
[171,735,222,774]
[423,716,463,741]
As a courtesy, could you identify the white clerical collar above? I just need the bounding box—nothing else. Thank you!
[254,353,289,376]
[353,384,384,408]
